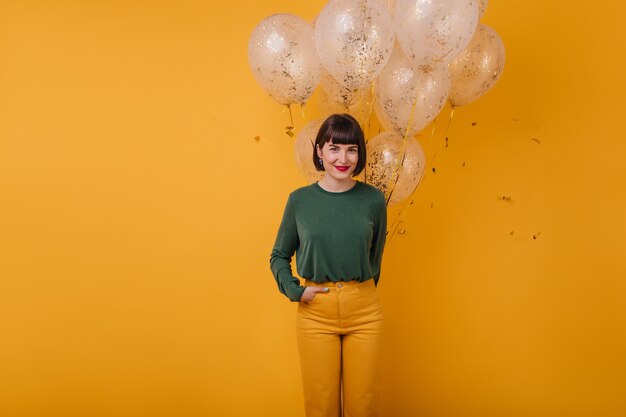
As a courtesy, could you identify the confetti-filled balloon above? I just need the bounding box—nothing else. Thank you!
[295,120,325,183]
[315,0,395,91]
[318,74,374,132]
[248,14,321,105]
[449,24,505,107]
[479,0,488,17]
[365,131,426,206]
[374,45,451,137]
[395,0,479,68]
[319,68,366,109]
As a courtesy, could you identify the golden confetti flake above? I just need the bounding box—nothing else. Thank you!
[531,138,541,144]
[500,196,513,202]
[471,122,477,126]
[254,136,261,142]
[398,229,406,235]
[533,232,541,240]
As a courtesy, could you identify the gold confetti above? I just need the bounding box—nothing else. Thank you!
[254,136,261,142]
[398,229,406,235]
[471,122,477,126]
[432,167,436,174]
[500,196,512,202]
[445,137,449,148]
[430,202,434,209]
[531,138,541,144]
[510,231,515,236]
[462,161,466,167]
[285,125,295,137]
[533,232,541,240]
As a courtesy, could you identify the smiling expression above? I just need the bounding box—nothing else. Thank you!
[316,140,359,180]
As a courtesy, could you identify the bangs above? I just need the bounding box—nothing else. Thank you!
[320,119,362,146]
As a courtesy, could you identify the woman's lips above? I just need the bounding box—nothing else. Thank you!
[334,166,349,172]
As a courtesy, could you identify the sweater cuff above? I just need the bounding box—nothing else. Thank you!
[288,284,306,302]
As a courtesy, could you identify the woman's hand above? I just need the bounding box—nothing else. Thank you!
[300,286,329,303]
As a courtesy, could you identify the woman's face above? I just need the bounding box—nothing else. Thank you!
[317,140,359,181]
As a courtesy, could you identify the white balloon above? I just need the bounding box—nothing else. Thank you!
[295,120,325,183]
[449,24,505,107]
[319,68,366,109]
[365,131,426,206]
[395,0,479,68]
[374,45,451,137]
[315,0,395,91]
[248,14,321,105]
[318,87,374,134]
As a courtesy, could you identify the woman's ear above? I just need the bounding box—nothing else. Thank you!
[316,144,323,159]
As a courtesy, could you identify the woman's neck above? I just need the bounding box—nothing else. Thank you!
[317,175,357,193]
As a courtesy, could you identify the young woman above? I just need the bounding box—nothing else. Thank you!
[270,113,387,417]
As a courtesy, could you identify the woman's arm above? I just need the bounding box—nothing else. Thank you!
[370,196,387,286]
[270,194,306,301]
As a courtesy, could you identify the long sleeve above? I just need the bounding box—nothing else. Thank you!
[269,195,305,302]
[370,197,387,286]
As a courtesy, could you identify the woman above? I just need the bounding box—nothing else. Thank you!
[270,113,387,417]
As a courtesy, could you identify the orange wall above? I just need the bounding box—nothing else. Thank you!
[1,1,624,416]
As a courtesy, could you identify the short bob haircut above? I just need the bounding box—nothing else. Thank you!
[313,113,366,176]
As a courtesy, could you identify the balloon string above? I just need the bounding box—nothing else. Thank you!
[299,103,306,120]
[387,105,455,240]
[387,127,432,240]
[446,106,455,133]
[285,104,295,137]
[430,106,454,162]
[384,93,420,206]
[365,82,376,141]
[387,198,415,239]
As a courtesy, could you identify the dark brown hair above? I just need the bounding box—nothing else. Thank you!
[313,113,366,176]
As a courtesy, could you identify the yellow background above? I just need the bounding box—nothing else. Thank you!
[1,0,625,416]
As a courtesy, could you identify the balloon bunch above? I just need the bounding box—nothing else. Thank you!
[248,0,505,206]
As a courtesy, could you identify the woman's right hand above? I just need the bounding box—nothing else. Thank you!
[300,286,329,303]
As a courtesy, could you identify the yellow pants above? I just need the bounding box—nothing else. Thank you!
[296,279,383,417]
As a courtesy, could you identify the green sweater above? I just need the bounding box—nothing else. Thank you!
[270,181,387,302]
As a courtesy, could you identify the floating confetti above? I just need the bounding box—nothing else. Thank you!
[533,232,541,240]
[430,202,434,209]
[510,231,515,236]
[471,122,477,126]
[432,167,436,174]
[531,138,541,144]
[462,161,466,167]
[445,137,449,148]
[398,229,406,235]
[500,196,512,202]
[285,126,295,137]
[254,136,261,142]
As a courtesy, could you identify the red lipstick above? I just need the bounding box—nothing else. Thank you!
[335,166,349,172]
